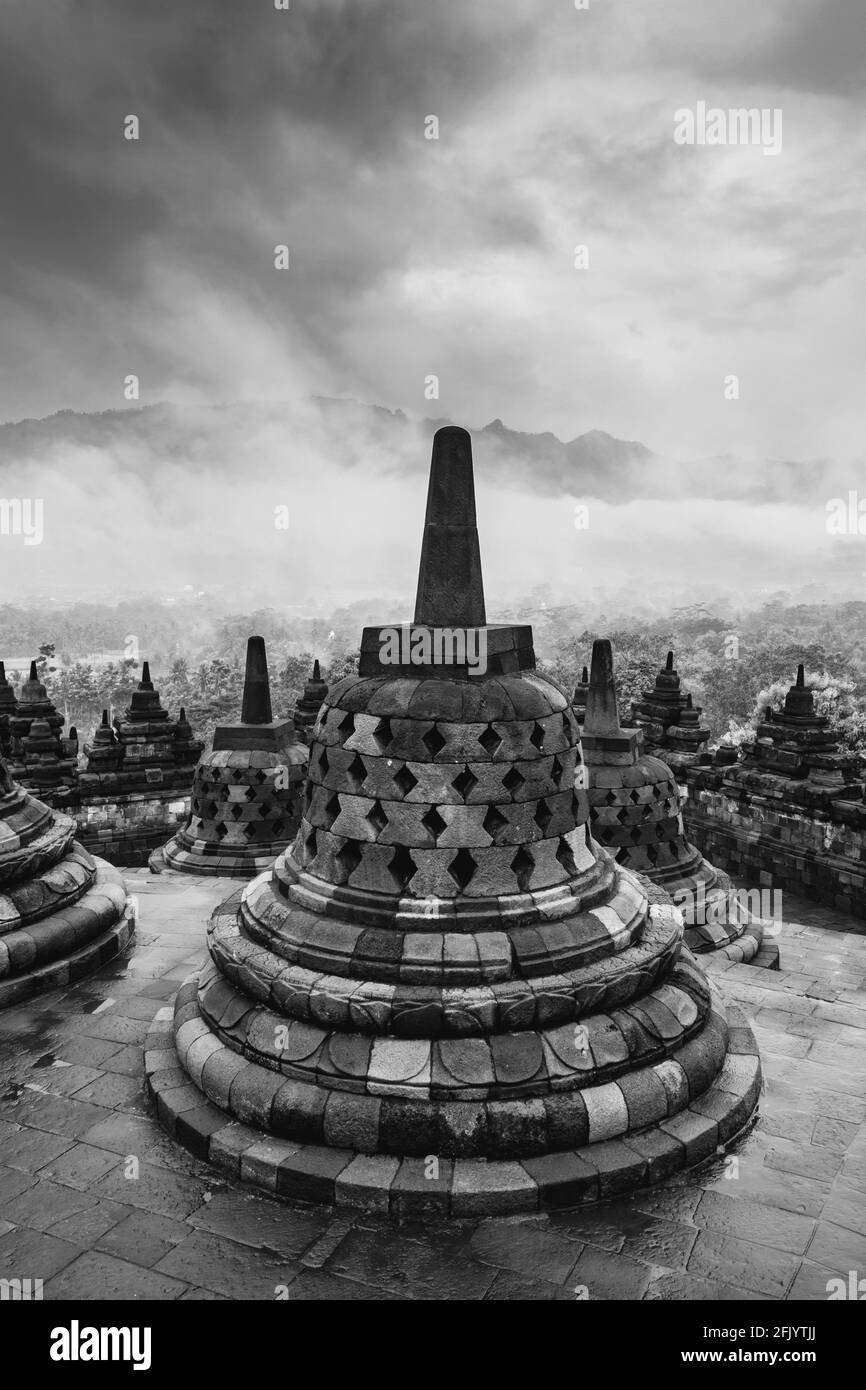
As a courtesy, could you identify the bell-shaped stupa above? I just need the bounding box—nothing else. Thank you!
[583,640,776,966]
[0,755,132,1008]
[146,426,760,1216]
[150,637,308,876]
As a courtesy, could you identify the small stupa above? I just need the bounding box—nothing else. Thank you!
[146,426,761,1216]
[0,754,132,1008]
[8,660,78,792]
[83,710,123,775]
[632,650,711,763]
[0,662,17,756]
[583,639,777,967]
[151,636,308,876]
[293,660,329,740]
[734,665,863,797]
[571,665,589,727]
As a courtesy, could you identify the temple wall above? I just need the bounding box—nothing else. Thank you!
[74,790,191,867]
[679,765,866,928]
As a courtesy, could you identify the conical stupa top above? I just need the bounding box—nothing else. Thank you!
[140,661,154,691]
[240,636,273,725]
[666,651,674,671]
[28,661,38,682]
[101,709,110,727]
[313,659,321,682]
[413,425,486,627]
[796,664,805,687]
[0,663,5,681]
[584,639,622,736]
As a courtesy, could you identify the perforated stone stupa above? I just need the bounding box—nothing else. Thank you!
[146,426,761,1217]
[150,637,308,877]
[0,755,132,1009]
[583,640,777,967]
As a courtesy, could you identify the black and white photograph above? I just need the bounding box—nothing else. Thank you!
[0,0,863,1345]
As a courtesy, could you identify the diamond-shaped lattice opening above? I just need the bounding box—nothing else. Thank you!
[452,767,478,800]
[214,822,229,840]
[534,798,553,834]
[304,827,318,860]
[616,806,630,825]
[502,766,525,795]
[372,717,392,752]
[550,754,564,787]
[556,837,577,876]
[656,823,669,840]
[318,747,330,777]
[572,792,584,818]
[394,764,418,797]
[346,753,367,792]
[448,848,477,890]
[629,789,641,804]
[421,806,447,842]
[530,722,545,752]
[338,712,355,739]
[646,844,659,865]
[253,769,268,784]
[510,846,535,891]
[478,725,502,756]
[483,805,509,842]
[422,725,447,758]
[323,793,341,829]
[389,845,416,891]
[229,804,243,821]
[303,782,313,812]
[604,789,617,806]
[365,799,388,836]
[630,827,643,843]
[242,822,259,841]
[335,838,363,879]
[244,784,259,802]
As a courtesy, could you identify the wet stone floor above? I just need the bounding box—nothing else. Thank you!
[0,870,865,1300]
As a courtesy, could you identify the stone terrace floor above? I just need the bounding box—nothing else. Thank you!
[0,870,864,1301]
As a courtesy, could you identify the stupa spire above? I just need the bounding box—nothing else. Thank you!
[28,660,38,682]
[584,638,622,736]
[240,636,273,725]
[413,425,486,626]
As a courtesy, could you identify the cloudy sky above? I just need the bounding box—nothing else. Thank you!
[0,0,863,617]
[2,0,864,462]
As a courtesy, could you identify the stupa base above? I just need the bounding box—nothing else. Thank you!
[685,915,780,970]
[145,985,761,1218]
[0,861,134,1009]
[150,838,284,878]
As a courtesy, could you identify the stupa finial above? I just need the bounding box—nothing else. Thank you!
[584,638,621,736]
[313,659,321,682]
[29,660,38,681]
[240,636,273,725]
[666,650,674,671]
[581,666,589,684]
[796,663,805,688]
[413,425,486,627]
[140,661,153,690]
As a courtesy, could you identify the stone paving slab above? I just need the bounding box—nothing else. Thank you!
[0,870,864,1299]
